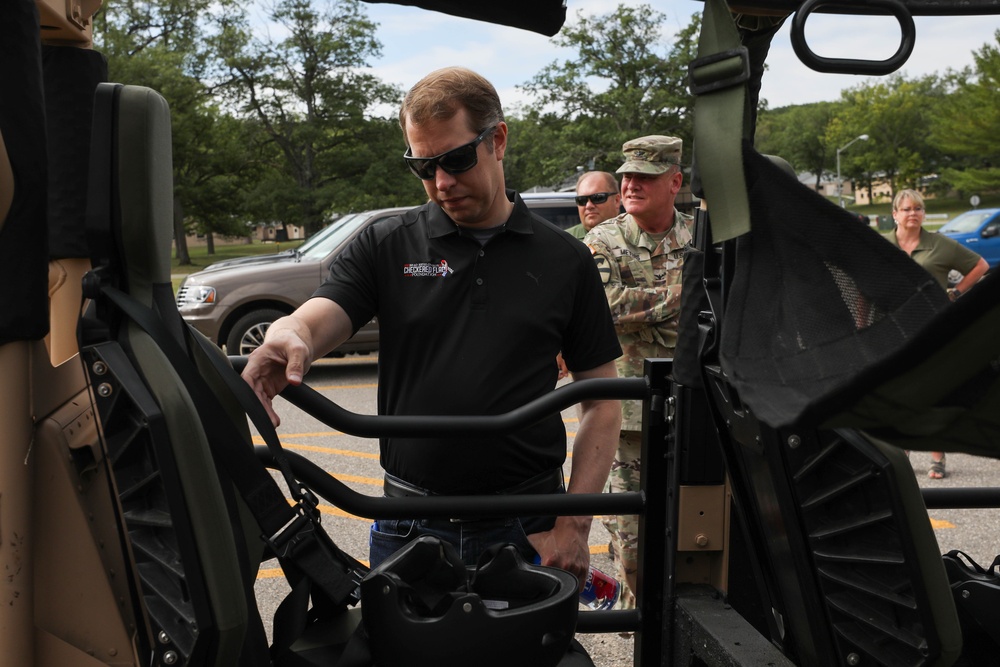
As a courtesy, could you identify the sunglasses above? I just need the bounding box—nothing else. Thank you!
[575,192,617,207]
[403,126,496,180]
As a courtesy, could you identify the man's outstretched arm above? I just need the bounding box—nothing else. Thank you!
[240,297,354,427]
[528,360,621,587]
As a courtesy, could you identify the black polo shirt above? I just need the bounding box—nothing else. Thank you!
[313,191,622,494]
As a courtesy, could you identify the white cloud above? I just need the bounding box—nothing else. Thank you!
[760,13,998,107]
[362,1,999,112]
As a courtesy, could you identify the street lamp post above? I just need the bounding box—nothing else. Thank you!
[837,134,869,208]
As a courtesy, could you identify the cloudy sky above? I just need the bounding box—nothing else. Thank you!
[359,0,999,113]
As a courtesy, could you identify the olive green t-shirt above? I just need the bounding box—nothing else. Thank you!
[883,228,981,289]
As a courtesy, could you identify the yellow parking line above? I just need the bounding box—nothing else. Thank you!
[287,443,380,459]
[262,431,347,439]
[930,517,955,529]
[252,436,381,460]
[258,567,285,579]
[317,503,368,521]
[330,472,382,487]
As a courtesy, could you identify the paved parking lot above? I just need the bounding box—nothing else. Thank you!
[252,354,1000,666]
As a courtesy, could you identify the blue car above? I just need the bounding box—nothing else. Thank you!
[938,208,1000,268]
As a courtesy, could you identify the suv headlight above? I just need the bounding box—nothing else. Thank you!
[176,284,217,307]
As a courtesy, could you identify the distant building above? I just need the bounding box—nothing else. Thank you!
[182,223,306,247]
[797,172,858,200]
[794,172,946,207]
[854,180,895,206]
[253,223,306,243]
[854,175,944,206]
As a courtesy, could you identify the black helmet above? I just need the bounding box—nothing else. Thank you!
[360,536,579,667]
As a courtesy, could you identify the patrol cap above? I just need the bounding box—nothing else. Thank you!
[616,135,682,175]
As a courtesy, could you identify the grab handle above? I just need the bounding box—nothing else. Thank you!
[791,0,916,75]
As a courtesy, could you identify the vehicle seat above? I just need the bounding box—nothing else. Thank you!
[81,82,270,667]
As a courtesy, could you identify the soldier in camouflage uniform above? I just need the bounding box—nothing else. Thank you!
[584,135,692,613]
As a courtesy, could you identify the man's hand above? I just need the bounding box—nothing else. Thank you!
[240,297,355,427]
[527,360,619,588]
[528,515,593,591]
[240,317,314,427]
[555,352,569,380]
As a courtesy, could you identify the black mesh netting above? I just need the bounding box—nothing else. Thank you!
[717,144,1000,454]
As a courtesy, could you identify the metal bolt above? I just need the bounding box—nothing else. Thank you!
[382,585,390,595]
[163,651,178,665]
[158,631,170,644]
[695,534,709,547]
[846,653,860,665]
[97,383,113,397]
[962,589,971,599]
[92,361,108,375]
[787,435,801,449]
[463,602,473,613]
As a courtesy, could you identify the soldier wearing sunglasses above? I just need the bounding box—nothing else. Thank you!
[584,135,693,614]
[566,171,622,240]
[241,67,622,588]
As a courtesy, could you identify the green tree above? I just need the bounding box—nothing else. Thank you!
[930,31,1000,195]
[755,102,840,189]
[518,4,700,187]
[503,110,573,193]
[214,0,417,234]
[94,0,257,262]
[827,74,946,203]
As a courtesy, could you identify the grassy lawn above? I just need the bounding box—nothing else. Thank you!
[171,239,304,292]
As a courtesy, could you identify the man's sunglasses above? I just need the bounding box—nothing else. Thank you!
[575,192,618,207]
[403,126,496,180]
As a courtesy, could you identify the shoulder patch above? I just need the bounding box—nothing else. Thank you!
[593,254,611,284]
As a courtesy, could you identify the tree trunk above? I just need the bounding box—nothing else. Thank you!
[173,194,191,265]
[206,231,215,255]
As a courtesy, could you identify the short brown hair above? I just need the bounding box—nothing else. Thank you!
[893,189,924,211]
[576,171,618,193]
[398,67,504,142]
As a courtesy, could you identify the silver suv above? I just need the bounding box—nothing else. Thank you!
[177,194,579,356]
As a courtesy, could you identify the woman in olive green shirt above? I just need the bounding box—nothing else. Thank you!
[884,189,989,478]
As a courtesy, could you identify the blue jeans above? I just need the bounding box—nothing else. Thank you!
[369,514,555,569]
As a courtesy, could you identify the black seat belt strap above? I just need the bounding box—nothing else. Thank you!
[98,285,363,606]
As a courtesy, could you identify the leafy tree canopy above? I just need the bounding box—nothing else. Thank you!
[214,0,419,233]
[517,4,700,188]
[930,30,1000,195]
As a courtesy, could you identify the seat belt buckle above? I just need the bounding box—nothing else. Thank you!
[688,46,750,96]
[263,505,317,559]
[293,484,319,516]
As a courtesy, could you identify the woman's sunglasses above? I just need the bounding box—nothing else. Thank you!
[403,126,496,180]
[575,192,617,207]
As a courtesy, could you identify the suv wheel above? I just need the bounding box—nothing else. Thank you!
[226,308,286,356]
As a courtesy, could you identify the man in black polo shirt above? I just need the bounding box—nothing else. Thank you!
[242,67,622,584]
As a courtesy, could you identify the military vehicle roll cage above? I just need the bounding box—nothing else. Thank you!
[6,0,1000,665]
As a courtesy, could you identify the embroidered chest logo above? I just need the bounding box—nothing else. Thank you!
[402,259,454,278]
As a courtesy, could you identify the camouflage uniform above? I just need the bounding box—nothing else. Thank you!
[584,207,692,610]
